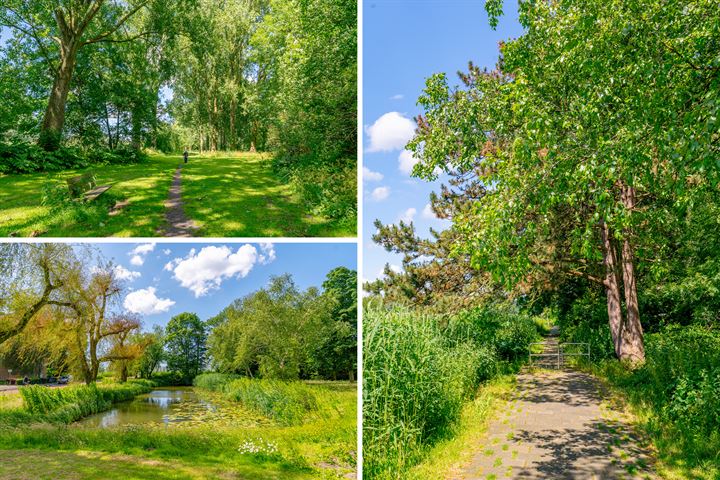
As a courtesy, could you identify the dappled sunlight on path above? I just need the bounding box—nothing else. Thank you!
[451,370,656,479]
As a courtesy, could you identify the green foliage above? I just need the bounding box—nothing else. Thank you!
[17,381,154,424]
[135,327,165,379]
[194,373,320,426]
[208,272,356,381]
[192,372,241,391]
[284,159,357,226]
[363,303,535,478]
[594,325,720,477]
[446,305,538,361]
[0,142,147,174]
[164,313,207,384]
[149,371,186,387]
[311,267,358,380]
[260,0,357,225]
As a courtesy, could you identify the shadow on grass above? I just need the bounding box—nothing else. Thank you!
[0,153,351,237]
[0,448,315,480]
[0,155,178,237]
[181,154,340,237]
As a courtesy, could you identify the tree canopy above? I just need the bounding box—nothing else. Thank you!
[371,0,720,364]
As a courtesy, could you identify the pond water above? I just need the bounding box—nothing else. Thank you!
[77,387,216,428]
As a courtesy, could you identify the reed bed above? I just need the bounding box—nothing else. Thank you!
[194,374,321,425]
[363,304,538,479]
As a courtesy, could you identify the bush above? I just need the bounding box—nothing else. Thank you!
[446,304,538,361]
[150,371,186,387]
[0,142,147,174]
[596,325,720,474]
[272,154,356,227]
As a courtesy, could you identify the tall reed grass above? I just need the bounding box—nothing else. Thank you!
[194,374,320,425]
[363,304,538,479]
[17,380,154,424]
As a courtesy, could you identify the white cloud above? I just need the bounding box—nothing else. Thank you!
[399,207,417,224]
[167,245,260,297]
[131,243,156,256]
[113,265,141,281]
[163,249,171,255]
[390,94,404,100]
[259,243,276,264]
[422,203,437,219]
[389,264,403,274]
[128,243,156,266]
[371,186,390,202]
[123,287,175,315]
[363,166,384,182]
[399,149,419,175]
[366,112,416,152]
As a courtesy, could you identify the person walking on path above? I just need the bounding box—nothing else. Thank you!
[183,147,189,164]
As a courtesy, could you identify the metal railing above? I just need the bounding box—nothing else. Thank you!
[529,342,590,368]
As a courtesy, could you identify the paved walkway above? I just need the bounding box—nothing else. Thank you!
[162,164,198,237]
[452,370,656,479]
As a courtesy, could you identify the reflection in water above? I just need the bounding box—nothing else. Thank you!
[78,387,216,428]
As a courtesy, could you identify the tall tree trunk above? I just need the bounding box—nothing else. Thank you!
[40,41,79,150]
[104,103,114,149]
[131,107,143,149]
[600,220,624,359]
[620,185,645,363]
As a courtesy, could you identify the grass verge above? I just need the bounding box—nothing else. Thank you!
[406,375,516,479]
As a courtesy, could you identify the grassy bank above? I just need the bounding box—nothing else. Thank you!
[0,378,356,479]
[0,152,353,237]
[0,380,155,427]
[576,326,720,479]
[363,303,539,479]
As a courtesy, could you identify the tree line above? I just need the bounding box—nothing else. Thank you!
[0,0,356,158]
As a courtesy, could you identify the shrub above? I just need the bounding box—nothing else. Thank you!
[596,325,720,474]
[446,304,538,361]
[0,142,147,174]
[150,371,186,386]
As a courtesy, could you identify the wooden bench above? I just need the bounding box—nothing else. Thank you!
[66,172,111,202]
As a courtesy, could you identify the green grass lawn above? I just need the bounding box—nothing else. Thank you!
[0,152,354,237]
[0,382,356,479]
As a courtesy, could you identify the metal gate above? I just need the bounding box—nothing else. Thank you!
[529,342,590,368]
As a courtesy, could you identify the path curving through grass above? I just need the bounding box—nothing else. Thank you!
[0,152,352,237]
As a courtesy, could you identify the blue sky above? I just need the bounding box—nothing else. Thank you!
[76,242,356,331]
[362,0,523,283]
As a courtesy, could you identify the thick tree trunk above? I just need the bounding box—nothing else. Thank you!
[619,185,645,363]
[40,42,79,150]
[600,220,624,359]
